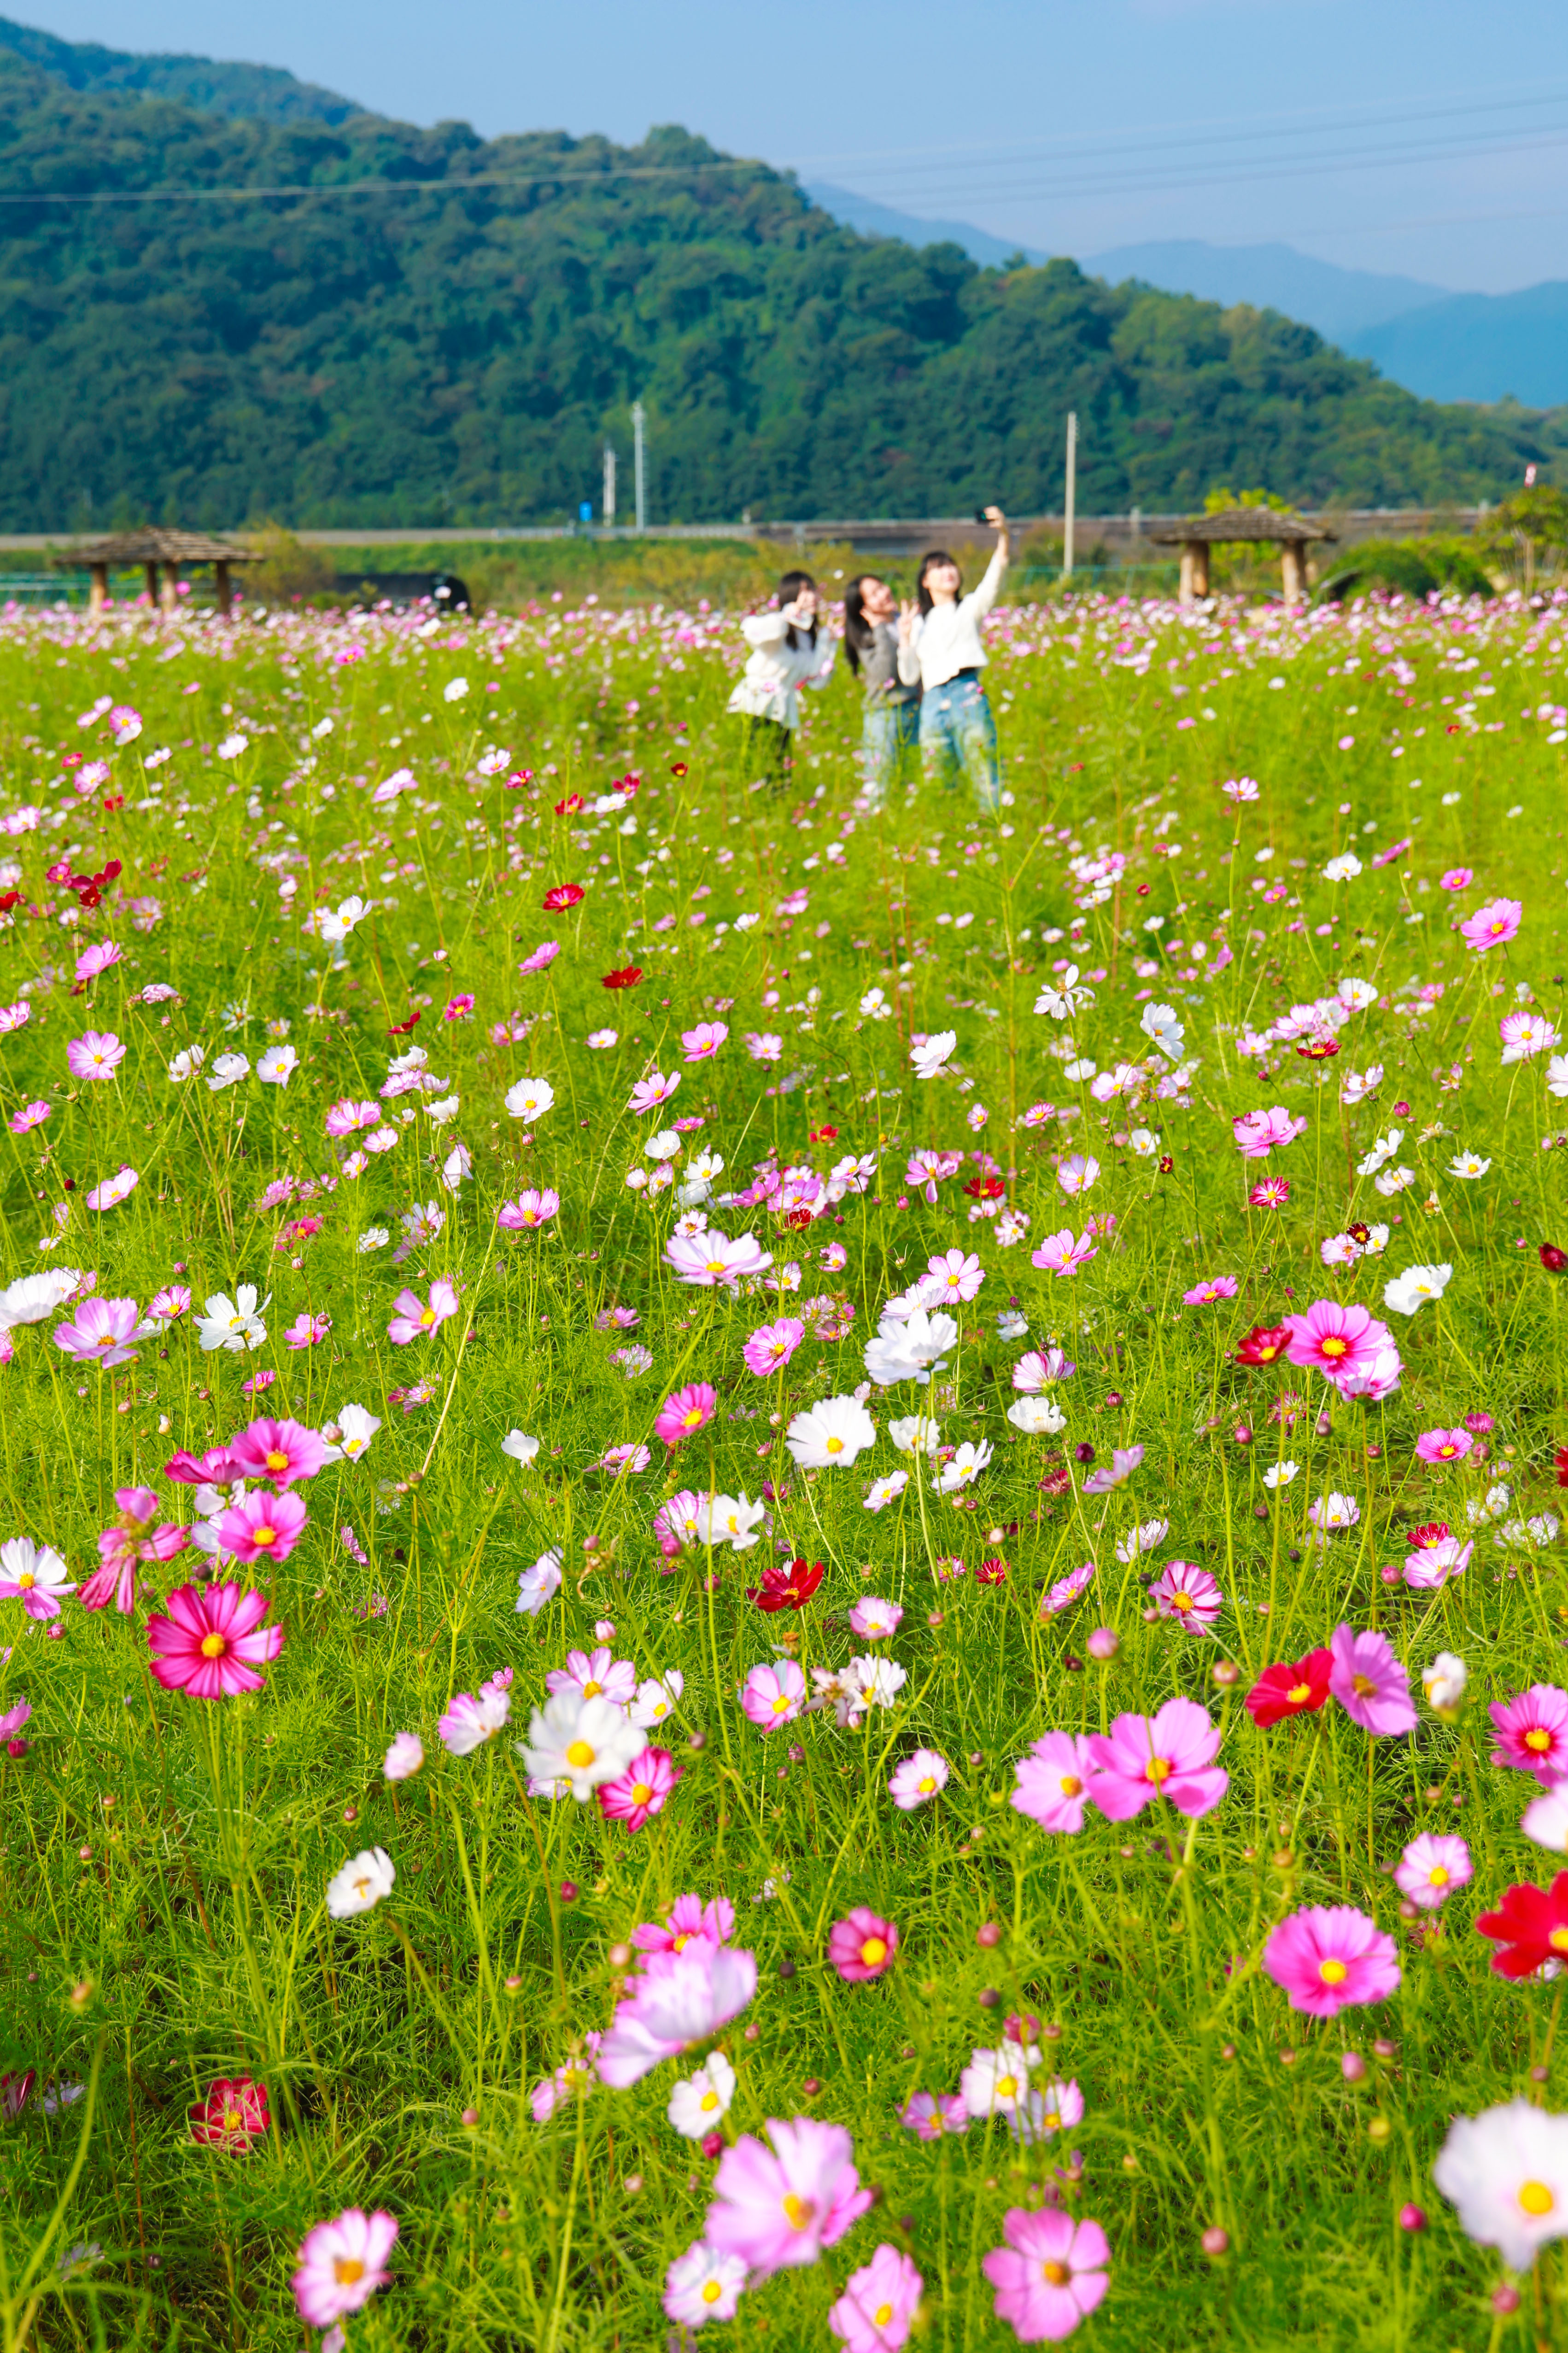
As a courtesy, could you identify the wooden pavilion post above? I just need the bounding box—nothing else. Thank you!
[88,563,108,616]
[143,561,159,606]
[213,560,232,616]
[1179,539,1209,603]
[159,564,180,615]
[1280,541,1306,604]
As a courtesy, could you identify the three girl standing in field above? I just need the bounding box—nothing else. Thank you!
[726,507,1011,811]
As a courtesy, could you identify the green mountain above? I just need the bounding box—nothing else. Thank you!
[0,13,359,125]
[0,30,1556,530]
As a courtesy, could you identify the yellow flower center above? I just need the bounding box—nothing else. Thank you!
[223,2109,242,2131]
[1042,2260,1069,2286]
[1521,2181,1556,2217]
[1060,1775,1082,1798]
[874,2304,894,2327]
[701,2091,719,2112]
[1146,1757,1171,1785]
[1319,1959,1348,1985]
[419,1308,436,1328]
[1527,1729,1553,1752]
[1287,1682,1311,1705]
[1320,1335,1347,1357]
[860,1937,888,1968]
[265,1450,288,1473]
[702,2281,722,2304]
[782,2195,813,2230]
[333,2258,366,2286]
[1044,2109,1060,2129]
[1428,1866,1450,1888]
[629,1783,653,1807]
[95,1332,114,1347]
[771,1695,792,1715]
[673,1932,690,1952]
[704,1259,726,1275]
[581,1679,602,1698]
[826,1435,843,1455]
[565,1740,595,1769]
[16,1571,34,1590]
[919,1775,936,1794]
[252,1526,276,1547]
[1550,1929,1568,1954]
[1171,1590,1193,1613]
[996,2073,1018,2100]
[682,1407,704,1429]
[200,1632,227,1659]
[1352,1674,1376,1698]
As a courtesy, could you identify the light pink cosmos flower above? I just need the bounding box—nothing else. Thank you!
[653,1489,704,1560]
[1012,1731,1096,1832]
[598,1744,682,1830]
[384,1732,424,1782]
[983,2209,1110,2342]
[284,1311,331,1349]
[546,1647,638,1707]
[1460,896,1522,953]
[386,1278,459,1344]
[654,1382,717,1446]
[149,1285,191,1322]
[230,1418,326,1489]
[1282,1298,1391,1386]
[497,1188,560,1230]
[598,1442,651,1475]
[628,1069,680,1114]
[1183,1274,1237,1306]
[828,1907,898,1982]
[705,2116,873,2279]
[901,2092,968,2139]
[1261,1905,1400,2018]
[631,1891,736,1959]
[1082,1445,1142,1496]
[518,941,560,974]
[1012,1347,1076,1393]
[74,939,122,985]
[1148,1561,1223,1634]
[1329,1624,1417,1736]
[662,2240,749,2329]
[292,2209,399,2330]
[54,1297,147,1370]
[1087,1696,1228,1820]
[1490,1685,1568,1782]
[9,1100,49,1135]
[850,1595,902,1640]
[745,1032,783,1062]
[0,1538,76,1620]
[743,1316,805,1375]
[889,1749,948,1809]
[666,1227,773,1286]
[214,1490,309,1566]
[1041,1559,1096,1615]
[1395,1832,1472,1910]
[1030,1227,1097,1277]
[924,1248,984,1305]
[85,1165,138,1211]
[66,1030,125,1081]
[742,1660,807,1731]
[597,1942,759,2086]
[1415,1426,1473,1465]
[1057,1153,1099,1197]
[325,1098,380,1137]
[827,2244,923,2352]
[438,1686,512,1755]
[1233,1105,1308,1158]
[682,1022,729,1061]
[529,2033,602,2122]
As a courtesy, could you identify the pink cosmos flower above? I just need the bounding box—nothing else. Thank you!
[437,1686,511,1754]
[598,1745,683,1830]
[74,939,122,984]
[982,2209,1110,2342]
[1248,1175,1290,1208]
[1148,1560,1223,1633]
[1395,1832,1472,1910]
[1282,1298,1391,1386]
[743,1316,805,1375]
[546,1647,638,1707]
[1328,1624,1417,1736]
[682,1021,729,1061]
[1183,1274,1238,1306]
[745,1031,783,1062]
[518,941,561,974]
[655,1381,717,1447]
[0,1537,76,1620]
[1030,1227,1098,1277]
[1460,896,1522,953]
[1439,867,1473,892]
[598,1442,651,1475]
[1041,1559,1097,1614]
[741,1660,807,1731]
[653,1489,703,1560]
[230,1418,326,1489]
[146,1584,284,1698]
[66,1030,125,1081]
[925,1248,984,1304]
[828,1907,898,1982]
[1402,1521,1473,1590]
[1056,1153,1099,1197]
[1081,1446,1142,1496]
[1012,1347,1076,1393]
[631,1891,736,1959]
[850,1595,903,1640]
[666,1227,773,1286]
[827,2244,923,2352]
[598,1943,759,2085]
[54,1296,146,1370]
[1490,1685,1568,1782]
[291,2208,398,2330]
[325,1099,379,1137]
[1261,1905,1400,2018]
[498,1188,560,1230]
[443,993,476,1020]
[900,2091,968,2139]
[214,1490,308,1566]
[9,1100,49,1135]
[1086,1697,1228,1821]
[386,1278,459,1344]
[628,1069,680,1114]
[889,1749,949,1809]
[705,2117,873,2279]
[662,2240,749,2328]
[1415,1426,1473,1465]
[1233,1105,1308,1158]
[150,1285,191,1322]
[1012,1731,1095,1832]
[284,1311,331,1349]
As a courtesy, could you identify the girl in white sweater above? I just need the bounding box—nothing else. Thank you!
[897,506,1009,811]
[726,569,838,789]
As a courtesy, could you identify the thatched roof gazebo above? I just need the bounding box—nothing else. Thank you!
[1147,509,1336,605]
[53,528,260,617]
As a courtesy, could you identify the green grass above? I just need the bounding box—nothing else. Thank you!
[0,582,1566,2350]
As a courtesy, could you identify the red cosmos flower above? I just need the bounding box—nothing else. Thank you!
[1542,1244,1568,1274]
[1039,1466,1071,1496]
[1157,1155,1174,1175]
[1296,1034,1339,1060]
[784,1207,814,1230]
[1475,1874,1568,1978]
[602,966,643,990]
[543,884,584,912]
[189,2076,270,2152]
[964,1176,1006,1200]
[1347,1221,1371,1245]
[745,1559,825,1612]
[1244,1648,1333,1728]
[0,891,18,915]
[387,1010,421,1036]
[1235,1323,1291,1367]
[553,792,584,815]
[102,794,124,814]
[976,1555,1008,1586]
[809,1126,839,1144]
[670,761,689,778]
[1556,1448,1568,1489]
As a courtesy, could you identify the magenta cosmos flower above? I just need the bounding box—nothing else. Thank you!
[631,1891,735,1958]
[598,1744,683,1830]
[291,2207,398,2329]
[654,1381,716,1447]
[827,2243,923,2352]
[1328,1625,1417,1736]
[1395,1832,1472,1911]
[1490,1685,1568,1782]
[1087,1697,1228,1821]
[497,1188,560,1230]
[66,1029,125,1081]
[214,1489,308,1566]
[1460,896,1522,953]
[1282,1298,1391,1386]
[230,1417,326,1489]
[325,1097,379,1137]
[53,1296,146,1370]
[982,2208,1110,2342]
[386,1277,458,1344]
[1148,1561,1223,1634]
[1232,1105,1307,1158]
[1012,1731,1095,1833]
[146,1583,285,1699]
[1182,1274,1238,1306]
[828,1907,898,1982]
[705,2116,872,2279]
[743,1316,805,1376]
[1262,1904,1400,2019]
[741,1660,807,1731]
[1415,1426,1473,1466]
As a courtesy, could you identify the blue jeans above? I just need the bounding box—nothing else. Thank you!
[860,697,920,804]
[920,675,1000,811]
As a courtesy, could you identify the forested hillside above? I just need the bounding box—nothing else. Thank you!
[0,35,1554,528]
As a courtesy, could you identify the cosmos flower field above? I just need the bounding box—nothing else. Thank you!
[4,577,1568,2350]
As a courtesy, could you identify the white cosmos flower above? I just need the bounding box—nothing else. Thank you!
[1422,1652,1468,1715]
[515,1548,563,1615]
[504,1076,556,1122]
[630,1669,684,1731]
[1433,2101,1568,2273]
[1114,1517,1168,1562]
[784,1394,877,1468]
[1262,1460,1299,1488]
[1337,976,1379,1011]
[0,1269,83,1329]
[206,1052,250,1091]
[862,1469,909,1512]
[501,1430,540,1464]
[667,2052,737,2140]
[910,1030,957,1080]
[516,1689,643,1801]
[1127,1128,1160,1156]
[357,1226,390,1252]
[887,1414,941,1457]
[1140,1001,1184,1061]
[1448,1150,1491,1178]
[1548,1053,1568,1100]
[167,1045,206,1082]
[695,1491,767,1551]
[257,1045,298,1086]
[1008,1396,1066,1435]
[325,1846,395,1920]
[321,1403,381,1464]
[1357,1128,1403,1176]
[1383,1262,1452,1316]
[936,1439,993,1493]
[1322,853,1363,882]
[194,1285,269,1352]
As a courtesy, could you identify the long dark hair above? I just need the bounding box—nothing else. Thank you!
[917,549,960,618]
[842,574,888,677]
[776,569,818,651]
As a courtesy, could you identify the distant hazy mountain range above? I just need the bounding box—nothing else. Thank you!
[806,186,1568,410]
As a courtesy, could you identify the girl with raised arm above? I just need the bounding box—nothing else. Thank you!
[899,505,1010,812]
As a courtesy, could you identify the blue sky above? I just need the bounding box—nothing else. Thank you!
[16,0,1568,290]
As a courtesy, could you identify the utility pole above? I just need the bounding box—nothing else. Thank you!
[1063,411,1077,584]
[603,444,617,528]
[632,401,646,534]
